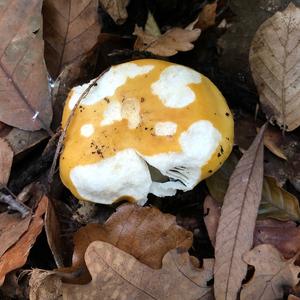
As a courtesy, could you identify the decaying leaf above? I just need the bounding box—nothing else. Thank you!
[241,244,300,300]
[214,125,266,300]
[133,19,201,56]
[0,212,31,257]
[206,153,300,221]
[260,176,300,221]
[254,219,300,260]
[204,196,300,261]
[99,0,130,24]
[249,3,300,131]
[204,195,221,247]
[0,0,52,131]
[45,200,64,268]
[196,2,217,30]
[263,125,287,160]
[43,0,101,78]
[5,128,48,157]
[61,204,193,283]
[0,138,13,186]
[62,241,214,300]
[0,195,48,285]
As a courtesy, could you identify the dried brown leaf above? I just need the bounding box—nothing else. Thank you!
[206,153,300,221]
[62,241,213,300]
[214,125,266,300]
[43,0,101,79]
[204,195,221,247]
[249,3,300,131]
[45,200,64,268]
[0,138,13,186]
[262,125,287,160]
[260,176,300,221]
[61,204,193,283]
[0,0,52,131]
[99,0,129,24]
[254,219,300,259]
[5,128,48,157]
[133,21,201,56]
[0,195,48,286]
[29,269,62,300]
[204,199,300,261]
[0,213,31,257]
[241,244,300,300]
[196,2,217,30]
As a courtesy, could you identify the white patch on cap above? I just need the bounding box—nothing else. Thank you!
[151,65,201,108]
[143,120,221,195]
[101,100,122,126]
[80,124,95,137]
[70,149,152,205]
[100,98,141,129]
[154,121,177,136]
[68,63,154,110]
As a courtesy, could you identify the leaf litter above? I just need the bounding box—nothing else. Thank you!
[0,1,299,300]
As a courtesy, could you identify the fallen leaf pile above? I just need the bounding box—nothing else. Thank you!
[0,1,300,300]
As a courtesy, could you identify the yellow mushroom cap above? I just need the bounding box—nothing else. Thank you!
[60,59,234,205]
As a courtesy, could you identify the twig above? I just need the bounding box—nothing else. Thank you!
[0,192,31,218]
[48,70,107,185]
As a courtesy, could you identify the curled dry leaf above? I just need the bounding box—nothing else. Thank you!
[214,125,266,300]
[99,0,129,24]
[254,219,300,260]
[62,241,214,300]
[203,195,221,247]
[0,0,52,131]
[43,0,101,79]
[45,200,64,268]
[60,204,193,283]
[249,3,300,131]
[260,176,300,221]
[0,195,48,286]
[196,2,217,30]
[241,244,300,300]
[0,138,13,186]
[262,125,287,160]
[133,19,201,56]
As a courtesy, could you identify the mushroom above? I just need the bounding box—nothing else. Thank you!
[59,59,234,205]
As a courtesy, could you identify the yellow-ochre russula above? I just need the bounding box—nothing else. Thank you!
[59,59,234,205]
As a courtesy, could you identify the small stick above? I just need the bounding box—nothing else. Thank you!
[48,70,107,185]
[0,192,31,218]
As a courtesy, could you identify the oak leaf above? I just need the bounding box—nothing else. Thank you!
[43,0,101,78]
[133,19,201,56]
[99,0,130,24]
[241,244,300,300]
[0,195,48,285]
[214,125,266,300]
[249,3,300,131]
[60,204,193,283]
[0,138,13,187]
[0,0,52,131]
[58,241,213,300]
